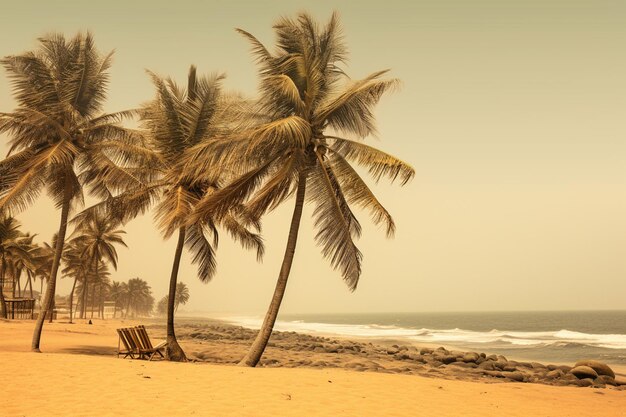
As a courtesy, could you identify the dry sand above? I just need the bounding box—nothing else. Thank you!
[1,319,625,417]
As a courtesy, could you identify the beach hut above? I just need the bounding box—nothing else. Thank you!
[4,298,36,319]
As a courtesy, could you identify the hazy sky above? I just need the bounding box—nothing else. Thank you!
[1,0,625,315]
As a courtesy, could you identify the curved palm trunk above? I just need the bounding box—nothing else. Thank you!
[239,173,307,367]
[68,277,77,324]
[0,256,7,319]
[165,226,187,361]
[32,185,71,352]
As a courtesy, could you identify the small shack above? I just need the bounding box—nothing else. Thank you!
[4,298,36,319]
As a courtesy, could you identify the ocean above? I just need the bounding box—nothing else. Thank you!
[220,310,626,365]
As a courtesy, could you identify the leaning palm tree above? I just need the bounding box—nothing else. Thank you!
[82,66,263,361]
[0,33,144,351]
[174,282,189,312]
[187,12,415,366]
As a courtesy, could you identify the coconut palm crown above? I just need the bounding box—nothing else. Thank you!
[186,12,415,366]
[80,66,264,361]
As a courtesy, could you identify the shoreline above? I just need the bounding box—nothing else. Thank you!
[175,315,626,374]
[2,319,626,416]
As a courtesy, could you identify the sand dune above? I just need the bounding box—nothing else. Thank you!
[1,319,625,417]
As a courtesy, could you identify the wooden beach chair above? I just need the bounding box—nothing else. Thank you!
[134,325,166,361]
[116,328,138,359]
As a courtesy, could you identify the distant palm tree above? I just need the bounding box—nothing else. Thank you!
[70,212,126,320]
[0,216,30,318]
[174,282,190,312]
[108,281,125,318]
[123,277,153,318]
[9,233,37,298]
[189,12,415,366]
[84,66,264,361]
[156,296,168,316]
[31,240,55,312]
[0,33,144,351]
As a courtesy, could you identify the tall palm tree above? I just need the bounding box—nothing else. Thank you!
[174,282,189,312]
[188,12,415,366]
[83,66,264,361]
[0,33,143,351]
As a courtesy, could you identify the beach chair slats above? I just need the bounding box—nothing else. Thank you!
[116,326,165,361]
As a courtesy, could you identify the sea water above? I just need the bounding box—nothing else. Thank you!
[221,310,626,365]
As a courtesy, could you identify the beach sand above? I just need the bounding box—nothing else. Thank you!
[1,319,625,417]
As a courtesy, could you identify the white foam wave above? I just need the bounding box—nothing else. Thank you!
[221,316,626,350]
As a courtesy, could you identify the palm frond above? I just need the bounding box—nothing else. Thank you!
[154,185,198,238]
[220,213,265,261]
[328,151,395,237]
[328,136,415,185]
[315,71,399,138]
[184,223,216,283]
[307,153,362,289]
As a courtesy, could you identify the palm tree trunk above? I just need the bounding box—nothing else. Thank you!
[99,285,104,319]
[0,256,7,319]
[239,172,307,367]
[32,184,71,352]
[16,268,22,298]
[165,226,187,361]
[26,270,33,299]
[48,297,55,323]
[125,292,131,318]
[68,277,77,324]
[80,280,86,319]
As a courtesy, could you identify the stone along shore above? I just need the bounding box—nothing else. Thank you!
[152,321,626,390]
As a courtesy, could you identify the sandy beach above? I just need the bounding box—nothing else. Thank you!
[2,319,625,417]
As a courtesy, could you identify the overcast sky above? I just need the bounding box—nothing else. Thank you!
[1,0,624,315]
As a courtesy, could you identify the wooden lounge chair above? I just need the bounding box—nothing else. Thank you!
[116,328,138,359]
[134,325,166,361]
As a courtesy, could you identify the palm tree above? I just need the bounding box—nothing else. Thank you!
[188,12,415,367]
[70,212,126,320]
[61,240,90,323]
[31,240,55,314]
[9,233,37,299]
[0,216,30,317]
[123,277,153,318]
[174,282,189,312]
[108,280,125,318]
[156,296,168,316]
[0,33,143,351]
[83,66,263,361]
